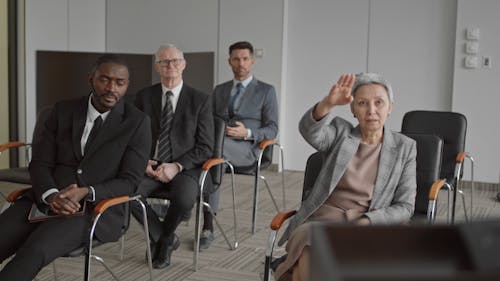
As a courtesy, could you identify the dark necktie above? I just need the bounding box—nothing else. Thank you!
[84,116,103,154]
[158,91,174,162]
[228,83,244,118]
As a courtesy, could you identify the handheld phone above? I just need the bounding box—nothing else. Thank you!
[152,160,163,170]
[228,120,238,127]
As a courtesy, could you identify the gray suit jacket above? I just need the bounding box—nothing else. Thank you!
[212,77,278,151]
[278,107,417,246]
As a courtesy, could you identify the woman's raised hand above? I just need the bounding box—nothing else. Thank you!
[325,73,355,106]
[313,73,356,120]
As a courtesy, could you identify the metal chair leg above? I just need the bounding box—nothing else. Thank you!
[194,161,237,271]
[119,233,125,261]
[92,255,120,281]
[134,197,153,281]
[252,143,285,234]
[261,175,280,212]
[458,189,469,222]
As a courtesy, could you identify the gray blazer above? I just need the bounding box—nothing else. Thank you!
[278,107,417,246]
[212,77,279,148]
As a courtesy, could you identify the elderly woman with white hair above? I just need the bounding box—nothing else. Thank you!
[275,73,417,281]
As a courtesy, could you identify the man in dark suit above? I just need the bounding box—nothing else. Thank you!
[201,41,279,249]
[0,54,151,280]
[131,44,214,269]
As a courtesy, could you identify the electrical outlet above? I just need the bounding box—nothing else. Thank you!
[482,56,492,68]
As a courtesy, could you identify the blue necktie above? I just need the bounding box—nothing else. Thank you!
[158,91,174,162]
[228,83,244,118]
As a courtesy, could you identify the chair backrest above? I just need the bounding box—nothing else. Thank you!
[209,116,226,191]
[403,133,443,215]
[302,152,324,202]
[401,110,466,182]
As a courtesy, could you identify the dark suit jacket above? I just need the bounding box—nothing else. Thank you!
[213,77,278,152]
[29,96,151,242]
[135,83,214,171]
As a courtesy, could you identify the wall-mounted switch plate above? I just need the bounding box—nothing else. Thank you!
[465,42,479,54]
[464,56,479,68]
[466,27,480,40]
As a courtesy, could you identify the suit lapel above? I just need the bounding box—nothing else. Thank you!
[83,99,125,158]
[72,97,88,161]
[371,128,397,207]
[152,84,163,123]
[221,82,232,113]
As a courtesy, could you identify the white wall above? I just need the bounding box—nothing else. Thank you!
[105,0,218,55]
[22,0,499,183]
[24,0,105,141]
[284,0,457,171]
[453,0,500,183]
[284,0,370,169]
[368,0,456,130]
[105,0,284,96]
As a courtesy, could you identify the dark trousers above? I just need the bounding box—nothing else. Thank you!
[0,197,91,281]
[131,169,199,243]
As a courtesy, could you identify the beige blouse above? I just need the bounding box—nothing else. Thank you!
[275,143,382,281]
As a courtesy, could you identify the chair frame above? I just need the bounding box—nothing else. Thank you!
[194,158,238,270]
[428,152,475,224]
[401,110,475,224]
[5,189,153,281]
[247,139,286,234]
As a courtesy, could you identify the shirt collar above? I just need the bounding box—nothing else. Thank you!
[233,75,253,88]
[162,80,183,98]
[87,94,111,122]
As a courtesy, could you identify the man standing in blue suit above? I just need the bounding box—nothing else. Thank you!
[201,41,279,249]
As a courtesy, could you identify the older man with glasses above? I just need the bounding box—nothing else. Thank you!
[130,44,214,269]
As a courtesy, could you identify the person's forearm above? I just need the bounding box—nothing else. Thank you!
[313,99,336,121]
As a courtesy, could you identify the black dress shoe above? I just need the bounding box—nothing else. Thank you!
[152,234,180,269]
[199,229,214,250]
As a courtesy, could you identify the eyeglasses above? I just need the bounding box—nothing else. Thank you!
[156,58,184,67]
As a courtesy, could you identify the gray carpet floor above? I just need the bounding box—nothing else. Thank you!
[1,171,499,281]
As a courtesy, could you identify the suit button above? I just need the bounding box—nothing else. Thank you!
[77,169,83,174]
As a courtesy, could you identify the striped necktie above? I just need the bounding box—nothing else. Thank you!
[157,91,174,162]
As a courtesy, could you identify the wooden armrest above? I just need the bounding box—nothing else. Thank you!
[456,152,471,164]
[6,187,32,203]
[0,141,27,153]
[270,210,297,230]
[259,139,276,150]
[94,196,130,214]
[202,158,225,171]
[428,179,447,201]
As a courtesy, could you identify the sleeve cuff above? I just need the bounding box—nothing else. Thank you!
[175,162,184,172]
[86,186,96,202]
[246,128,252,138]
[41,188,59,204]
